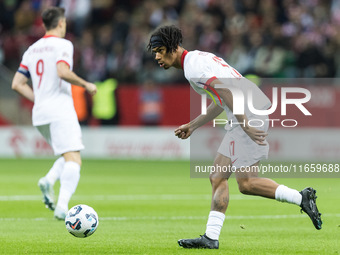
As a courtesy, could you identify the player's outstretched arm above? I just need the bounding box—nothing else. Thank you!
[175,101,223,139]
[12,72,34,102]
[57,62,97,95]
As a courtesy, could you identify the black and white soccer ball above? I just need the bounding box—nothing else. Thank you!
[65,204,99,238]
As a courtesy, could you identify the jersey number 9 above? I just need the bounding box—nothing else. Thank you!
[36,59,44,88]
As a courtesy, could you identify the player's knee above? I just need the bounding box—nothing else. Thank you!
[63,152,82,166]
[209,173,226,188]
[237,179,255,195]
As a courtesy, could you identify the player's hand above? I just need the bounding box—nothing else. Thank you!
[243,126,268,146]
[85,82,97,96]
[174,123,193,139]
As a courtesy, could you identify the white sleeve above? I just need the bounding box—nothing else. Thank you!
[56,40,74,68]
[188,58,217,89]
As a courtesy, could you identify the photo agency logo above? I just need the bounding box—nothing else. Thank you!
[199,82,312,128]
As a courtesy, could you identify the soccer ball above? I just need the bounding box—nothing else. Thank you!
[65,204,99,238]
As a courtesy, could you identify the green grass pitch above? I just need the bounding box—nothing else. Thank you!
[0,159,339,254]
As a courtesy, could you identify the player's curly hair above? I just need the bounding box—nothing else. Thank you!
[147,25,183,53]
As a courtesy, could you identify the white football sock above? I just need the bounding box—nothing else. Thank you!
[56,161,80,211]
[205,211,225,240]
[45,157,65,185]
[275,185,302,205]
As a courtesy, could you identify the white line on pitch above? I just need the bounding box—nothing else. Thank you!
[100,213,340,221]
[0,214,339,222]
[0,194,262,201]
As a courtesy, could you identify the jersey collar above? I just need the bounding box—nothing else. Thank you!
[42,35,59,38]
[181,50,188,69]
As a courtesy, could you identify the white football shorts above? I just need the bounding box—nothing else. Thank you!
[36,119,84,155]
[217,115,269,169]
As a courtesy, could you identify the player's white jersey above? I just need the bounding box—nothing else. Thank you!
[182,50,272,123]
[18,35,77,126]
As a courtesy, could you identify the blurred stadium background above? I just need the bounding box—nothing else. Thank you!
[0,0,340,161]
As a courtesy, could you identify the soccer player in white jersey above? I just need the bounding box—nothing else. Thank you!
[147,25,322,249]
[11,7,97,220]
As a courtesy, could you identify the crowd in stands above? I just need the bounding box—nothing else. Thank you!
[1,0,340,85]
